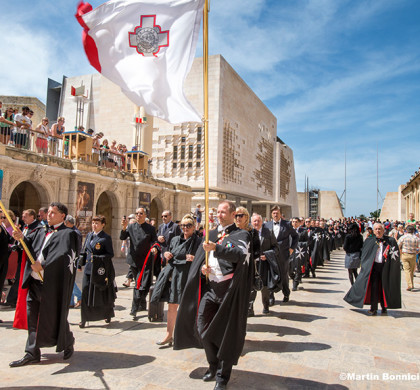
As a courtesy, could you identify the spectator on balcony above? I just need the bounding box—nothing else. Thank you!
[92,131,102,165]
[50,117,65,156]
[12,106,31,149]
[0,107,15,145]
[101,139,113,168]
[34,118,50,154]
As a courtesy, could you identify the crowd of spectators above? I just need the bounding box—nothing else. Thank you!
[0,102,137,171]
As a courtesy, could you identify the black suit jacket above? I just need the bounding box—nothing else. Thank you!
[157,220,181,255]
[80,230,114,274]
[265,219,298,257]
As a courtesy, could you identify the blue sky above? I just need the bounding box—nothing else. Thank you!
[1,0,419,217]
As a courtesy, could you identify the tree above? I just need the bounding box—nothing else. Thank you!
[370,209,381,219]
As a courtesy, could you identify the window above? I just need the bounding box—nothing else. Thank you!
[188,162,192,168]
[173,146,178,159]
[196,144,201,159]
[180,162,185,168]
[173,162,177,168]
[188,145,193,159]
[180,145,185,159]
[196,161,201,168]
[197,127,202,142]
[181,136,186,143]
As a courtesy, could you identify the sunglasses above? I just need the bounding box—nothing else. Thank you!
[181,223,193,228]
[0,216,6,219]
[235,214,245,218]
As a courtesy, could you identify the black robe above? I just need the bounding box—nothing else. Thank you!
[151,233,201,304]
[174,226,253,365]
[79,230,116,322]
[19,224,78,352]
[344,236,401,309]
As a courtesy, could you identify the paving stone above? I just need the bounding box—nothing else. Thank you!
[1,252,420,389]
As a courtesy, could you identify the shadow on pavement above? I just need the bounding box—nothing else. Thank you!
[286,301,344,309]
[40,351,155,375]
[241,339,331,355]
[301,289,345,294]
[301,280,339,285]
[271,312,327,322]
[246,323,311,337]
[188,367,347,389]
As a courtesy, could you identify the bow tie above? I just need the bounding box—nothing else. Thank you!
[274,222,280,225]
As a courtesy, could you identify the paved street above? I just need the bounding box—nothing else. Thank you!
[1,250,419,390]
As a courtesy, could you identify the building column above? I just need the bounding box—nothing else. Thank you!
[246,200,252,215]
[266,204,271,221]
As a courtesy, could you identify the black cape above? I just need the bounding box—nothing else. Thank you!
[344,236,401,309]
[174,227,253,365]
[21,224,78,351]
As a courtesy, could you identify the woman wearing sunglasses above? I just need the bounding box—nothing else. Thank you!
[151,214,200,346]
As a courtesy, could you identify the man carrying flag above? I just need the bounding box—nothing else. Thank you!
[9,203,79,367]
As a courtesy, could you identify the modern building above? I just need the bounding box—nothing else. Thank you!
[55,55,299,219]
[297,190,344,220]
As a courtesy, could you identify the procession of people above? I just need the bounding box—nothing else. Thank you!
[0,198,418,390]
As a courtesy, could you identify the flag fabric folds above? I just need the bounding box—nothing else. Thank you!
[76,0,204,124]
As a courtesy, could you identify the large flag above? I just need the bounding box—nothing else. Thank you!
[76,0,204,124]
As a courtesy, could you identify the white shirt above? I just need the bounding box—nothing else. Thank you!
[374,241,383,263]
[14,113,31,134]
[208,224,235,283]
[273,220,280,238]
[31,223,63,280]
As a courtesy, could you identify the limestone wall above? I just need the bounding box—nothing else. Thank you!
[380,192,402,221]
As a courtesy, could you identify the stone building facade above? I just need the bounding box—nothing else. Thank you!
[0,144,193,249]
[0,95,46,129]
[54,55,298,219]
[400,169,419,221]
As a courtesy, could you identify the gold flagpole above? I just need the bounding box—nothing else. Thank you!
[203,0,210,277]
[0,200,43,282]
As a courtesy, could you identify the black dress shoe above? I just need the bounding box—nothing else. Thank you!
[214,383,227,390]
[262,306,269,314]
[63,344,74,360]
[10,354,40,367]
[203,370,216,382]
[247,309,254,317]
[130,310,137,317]
[283,296,289,303]
[79,321,86,328]
[381,308,387,315]
[367,310,377,316]
[105,317,111,324]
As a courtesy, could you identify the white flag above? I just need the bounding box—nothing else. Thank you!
[76,0,204,124]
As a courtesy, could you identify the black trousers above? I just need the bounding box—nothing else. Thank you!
[25,279,74,357]
[249,286,270,309]
[131,266,147,313]
[370,262,385,311]
[0,258,8,292]
[279,255,290,298]
[197,280,233,385]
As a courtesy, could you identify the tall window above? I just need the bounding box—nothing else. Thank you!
[197,127,202,142]
[180,145,185,160]
[173,145,178,159]
[196,144,201,159]
[188,145,193,159]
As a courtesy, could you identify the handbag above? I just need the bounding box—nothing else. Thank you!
[253,258,263,291]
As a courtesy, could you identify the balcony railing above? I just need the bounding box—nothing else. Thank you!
[0,129,149,175]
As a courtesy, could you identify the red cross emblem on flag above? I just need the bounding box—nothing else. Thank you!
[128,15,169,57]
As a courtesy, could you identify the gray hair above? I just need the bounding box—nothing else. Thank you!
[65,215,75,225]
